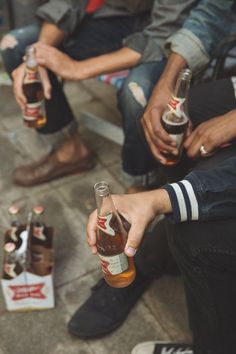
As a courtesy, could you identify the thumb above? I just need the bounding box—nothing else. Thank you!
[124,221,146,257]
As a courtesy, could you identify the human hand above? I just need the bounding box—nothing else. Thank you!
[87,189,171,257]
[35,42,84,81]
[184,110,236,158]
[12,61,51,111]
[141,79,178,164]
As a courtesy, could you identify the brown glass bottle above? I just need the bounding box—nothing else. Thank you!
[7,205,22,245]
[3,242,23,279]
[30,206,53,276]
[22,46,47,128]
[94,181,136,288]
[161,68,192,165]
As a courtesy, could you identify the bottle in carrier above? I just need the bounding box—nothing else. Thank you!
[7,205,21,244]
[3,242,23,279]
[94,181,136,288]
[30,206,53,276]
[23,45,47,128]
[161,68,192,165]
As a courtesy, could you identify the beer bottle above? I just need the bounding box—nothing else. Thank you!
[94,181,136,288]
[3,242,22,279]
[22,45,47,128]
[161,68,192,165]
[8,205,21,243]
[30,206,53,276]
[32,206,47,243]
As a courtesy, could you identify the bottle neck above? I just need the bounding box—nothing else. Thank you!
[174,77,190,99]
[173,70,191,99]
[25,46,38,71]
[94,182,116,217]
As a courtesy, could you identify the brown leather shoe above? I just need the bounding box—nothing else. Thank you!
[13,151,95,186]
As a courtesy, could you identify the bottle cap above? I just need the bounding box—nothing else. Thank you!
[33,206,44,215]
[8,205,20,215]
[4,242,16,253]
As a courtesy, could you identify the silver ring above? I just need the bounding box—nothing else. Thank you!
[200,144,208,155]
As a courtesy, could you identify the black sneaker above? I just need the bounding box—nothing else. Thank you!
[131,341,193,354]
[67,271,152,339]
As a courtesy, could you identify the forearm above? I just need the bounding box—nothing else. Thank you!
[39,22,65,46]
[147,188,173,216]
[76,47,141,80]
[160,52,187,87]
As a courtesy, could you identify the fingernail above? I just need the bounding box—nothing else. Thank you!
[159,159,166,165]
[171,141,176,147]
[125,246,136,256]
[172,149,178,155]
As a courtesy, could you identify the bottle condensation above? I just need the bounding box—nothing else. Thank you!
[161,68,192,165]
[94,181,136,288]
[23,45,47,128]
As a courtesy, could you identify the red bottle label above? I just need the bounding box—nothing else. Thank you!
[97,213,115,236]
[24,69,40,84]
[168,95,186,117]
[24,102,43,122]
[98,253,129,275]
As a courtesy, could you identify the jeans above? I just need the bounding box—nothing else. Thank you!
[1,14,164,184]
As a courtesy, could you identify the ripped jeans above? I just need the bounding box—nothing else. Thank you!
[1,15,166,185]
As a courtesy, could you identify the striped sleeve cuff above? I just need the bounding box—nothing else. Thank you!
[163,179,199,223]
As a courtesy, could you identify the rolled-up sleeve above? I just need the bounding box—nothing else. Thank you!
[123,0,196,63]
[166,0,236,73]
[36,0,86,37]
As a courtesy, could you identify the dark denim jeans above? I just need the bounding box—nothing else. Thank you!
[1,14,164,184]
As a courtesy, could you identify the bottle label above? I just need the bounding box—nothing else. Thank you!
[4,263,17,278]
[24,68,40,84]
[24,101,44,122]
[169,133,184,149]
[97,213,115,236]
[168,96,186,117]
[98,252,129,275]
[10,226,18,242]
[33,225,46,241]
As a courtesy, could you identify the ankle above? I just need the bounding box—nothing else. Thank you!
[56,134,89,162]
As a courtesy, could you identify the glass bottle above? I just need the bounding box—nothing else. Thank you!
[161,68,192,165]
[8,204,21,243]
[22,45,47,128]
[3,242,22,279]
[94,181,136,288]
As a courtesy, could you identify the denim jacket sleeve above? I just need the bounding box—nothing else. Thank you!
[163,156,236,222]
[166,0,236,73]
[123,0,197,63]
[36,0,87,37]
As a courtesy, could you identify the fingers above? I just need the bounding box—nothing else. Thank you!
[12,64,27,111]
[86,210,98,255]
[38,67,51,99]
[124,221,146,257]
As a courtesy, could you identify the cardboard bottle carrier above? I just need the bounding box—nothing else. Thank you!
[1,212,55,311]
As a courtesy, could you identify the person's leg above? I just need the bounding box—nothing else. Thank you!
[167,218,236,354]
[163,77,236,183]
[0,23,91,186]
[67,218,178,338]
[117,60,167,190]
[1,14,148,185]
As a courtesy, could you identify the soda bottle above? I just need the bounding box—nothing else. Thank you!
[3,242,22,279]
[22,45,47,128]
[161,68,192,165]
[30,206,53,276]
[94,181,136,288]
